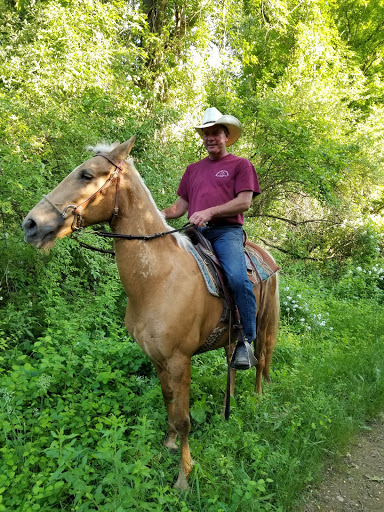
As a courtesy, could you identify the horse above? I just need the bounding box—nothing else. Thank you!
[22,137,280,489]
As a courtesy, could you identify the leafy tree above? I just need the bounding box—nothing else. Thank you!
[210,0,384,261]
[328,0,384,111]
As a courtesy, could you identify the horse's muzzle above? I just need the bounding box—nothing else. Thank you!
[22,212,64,248]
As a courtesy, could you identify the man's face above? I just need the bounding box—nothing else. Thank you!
[202,125,229,159]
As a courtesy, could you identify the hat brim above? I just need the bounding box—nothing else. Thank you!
[194,115,242,146]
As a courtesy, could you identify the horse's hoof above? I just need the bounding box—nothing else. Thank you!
[163,438,178,450]
[174,474,189,490]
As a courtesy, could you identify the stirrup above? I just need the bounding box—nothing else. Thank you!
[230,339,258,371]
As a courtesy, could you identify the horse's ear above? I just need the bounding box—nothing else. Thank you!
[110,136,136,161]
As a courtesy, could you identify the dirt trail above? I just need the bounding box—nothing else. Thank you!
[300,414,384,512]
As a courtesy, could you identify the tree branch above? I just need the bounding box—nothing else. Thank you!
[258,238,336,262]
[249,214,343,227]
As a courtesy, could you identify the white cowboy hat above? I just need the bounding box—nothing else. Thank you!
[194,107,242,146]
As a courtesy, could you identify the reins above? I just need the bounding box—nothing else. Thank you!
[91,223,194,242]
[74,223,193,256]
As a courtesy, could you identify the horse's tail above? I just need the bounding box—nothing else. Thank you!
[255,269,280,392]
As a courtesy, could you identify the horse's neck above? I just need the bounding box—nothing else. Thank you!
[111,172,186,295]
[113,178,165,238]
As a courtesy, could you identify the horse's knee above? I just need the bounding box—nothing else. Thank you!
[175,416,190,436]
[161,387,173,404]
[257,355,265,369]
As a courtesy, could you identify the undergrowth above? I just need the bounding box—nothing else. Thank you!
[1,253,384,511]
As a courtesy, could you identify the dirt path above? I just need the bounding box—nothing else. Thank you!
[300,414,384,511]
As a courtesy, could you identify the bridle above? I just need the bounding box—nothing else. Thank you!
[42,153,191,251]
[44,153,124,231]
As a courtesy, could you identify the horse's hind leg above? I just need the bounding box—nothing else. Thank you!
[263,330,274,384]
[154,362,178,450]
[222,344,237,414]
[254,330,266,395]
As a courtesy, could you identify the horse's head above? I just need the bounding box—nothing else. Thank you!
[22,136,136,249]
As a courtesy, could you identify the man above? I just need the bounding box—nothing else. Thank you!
[162,107,261,370]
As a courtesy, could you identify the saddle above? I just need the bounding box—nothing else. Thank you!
[185,226,279,299]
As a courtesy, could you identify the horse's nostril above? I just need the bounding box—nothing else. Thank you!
[22,217,38,236]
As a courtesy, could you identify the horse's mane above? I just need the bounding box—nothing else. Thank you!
[87,143,193,254]
[87,142,120,154]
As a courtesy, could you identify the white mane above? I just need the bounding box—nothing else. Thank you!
[87,142,120,154]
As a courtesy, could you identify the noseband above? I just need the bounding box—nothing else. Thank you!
[43,154,124,231]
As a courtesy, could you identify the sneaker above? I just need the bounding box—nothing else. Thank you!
[230,339,258,370]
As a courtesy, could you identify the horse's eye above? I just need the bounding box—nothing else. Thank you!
[80,171,93,181]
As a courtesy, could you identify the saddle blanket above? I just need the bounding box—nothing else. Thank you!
[190,240,280,298]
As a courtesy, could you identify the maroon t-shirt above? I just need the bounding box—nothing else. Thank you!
[177,154,261,225]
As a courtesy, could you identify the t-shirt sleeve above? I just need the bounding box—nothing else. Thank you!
[177,166,190,202]
[234,159,261,197]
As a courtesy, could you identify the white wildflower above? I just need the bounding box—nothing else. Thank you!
[37,374,52,393]
[0,388,14,404]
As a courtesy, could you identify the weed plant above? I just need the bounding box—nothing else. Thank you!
[1,249,384,511]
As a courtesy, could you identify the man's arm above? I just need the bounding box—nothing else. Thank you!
[161,197,189,220]
[189,191,253,228]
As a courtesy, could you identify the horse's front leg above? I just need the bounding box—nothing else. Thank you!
[153,362,178,450]
[168,354,193,489]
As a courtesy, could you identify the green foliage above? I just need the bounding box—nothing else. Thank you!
[2,249,384,510]
[329,0,384,108]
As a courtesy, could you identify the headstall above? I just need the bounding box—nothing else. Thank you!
[57,154,124,231]
[42,154,191,251]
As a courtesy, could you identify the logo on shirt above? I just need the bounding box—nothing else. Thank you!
[215,170,229,177]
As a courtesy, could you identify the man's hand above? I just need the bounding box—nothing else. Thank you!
[189,208,215,228]
[190,191,253,228]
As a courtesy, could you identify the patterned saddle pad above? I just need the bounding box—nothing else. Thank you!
[188,232,280,298]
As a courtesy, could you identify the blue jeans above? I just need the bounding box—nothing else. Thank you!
[201,225,257,340]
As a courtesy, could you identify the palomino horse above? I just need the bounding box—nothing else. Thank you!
[22,138,280,489]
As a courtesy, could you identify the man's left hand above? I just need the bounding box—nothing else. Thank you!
[189,208,214,228]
